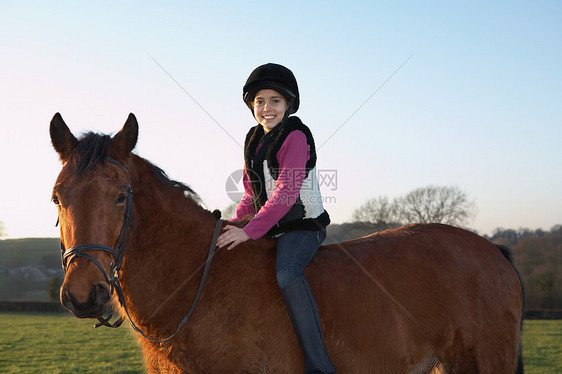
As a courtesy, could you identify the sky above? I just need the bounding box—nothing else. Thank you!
[0,1,561,239]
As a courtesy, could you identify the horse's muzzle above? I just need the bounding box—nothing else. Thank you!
[61,283,111,318]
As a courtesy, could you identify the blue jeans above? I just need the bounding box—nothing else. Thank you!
[276,229,336,374]
[276,229,327,289]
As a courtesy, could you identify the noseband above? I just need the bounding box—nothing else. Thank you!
[58,155,223,343]
[59,156,133,328]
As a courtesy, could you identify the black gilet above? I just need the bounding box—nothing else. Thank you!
[243,116,330,237]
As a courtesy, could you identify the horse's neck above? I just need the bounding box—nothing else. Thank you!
[120,157,216,329]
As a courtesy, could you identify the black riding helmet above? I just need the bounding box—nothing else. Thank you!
[243,63,300,114]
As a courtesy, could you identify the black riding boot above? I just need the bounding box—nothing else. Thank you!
[281,276,336,374]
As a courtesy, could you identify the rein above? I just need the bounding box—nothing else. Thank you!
[59,156,223,343]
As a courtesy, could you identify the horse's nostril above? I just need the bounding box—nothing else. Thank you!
[60,287,76,312]
[59,285,109,317]
[93,283,111,305]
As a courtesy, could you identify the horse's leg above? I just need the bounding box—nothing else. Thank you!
[472,341,520,374]
[439,355,478,374]
[435,330,479,374]
[466,315,521,374]
[439,339,518,374]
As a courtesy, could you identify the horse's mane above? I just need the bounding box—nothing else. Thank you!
[151,163,202,204]
[70,132,201,203]
[69,132,111,178]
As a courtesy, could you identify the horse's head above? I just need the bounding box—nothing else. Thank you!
[50,113,138,319]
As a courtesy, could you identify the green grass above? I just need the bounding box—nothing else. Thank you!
[0,313,560,373]
[0,312,145,373]
[522,320,562,373]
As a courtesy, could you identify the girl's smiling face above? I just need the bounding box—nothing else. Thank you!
[252,89,289,132]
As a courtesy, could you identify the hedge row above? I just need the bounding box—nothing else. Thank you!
[0,301,66,313]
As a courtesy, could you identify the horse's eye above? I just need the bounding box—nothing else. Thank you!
[116,193,127,204]
[52,195,60,205]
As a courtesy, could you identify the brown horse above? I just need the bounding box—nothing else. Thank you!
[50,113,524,374]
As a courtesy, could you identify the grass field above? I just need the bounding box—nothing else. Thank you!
[0,312,560,373]
[522,319,562,373]
[0,312,144,373]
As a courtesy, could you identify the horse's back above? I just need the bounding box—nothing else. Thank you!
[308,223,523,373]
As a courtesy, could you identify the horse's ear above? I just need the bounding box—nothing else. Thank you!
[112,113,138,157]
[50,113,78,163]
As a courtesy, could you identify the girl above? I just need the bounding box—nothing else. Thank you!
[217,63,336,374]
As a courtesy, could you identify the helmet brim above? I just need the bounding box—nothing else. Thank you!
[244,82,297,102]
[244,83,299,114]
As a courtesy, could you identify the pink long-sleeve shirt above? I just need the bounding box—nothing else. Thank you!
[233,130,310,240]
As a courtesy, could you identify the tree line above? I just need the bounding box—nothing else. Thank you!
[351,185,476,230]
[487,226,562,309]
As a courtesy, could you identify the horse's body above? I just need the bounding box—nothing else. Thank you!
[50,113,524,374]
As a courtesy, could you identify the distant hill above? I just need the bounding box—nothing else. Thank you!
[0,238,60,268]
[0,238,61,301]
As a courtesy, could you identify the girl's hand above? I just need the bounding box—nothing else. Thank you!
[217,225,250,250]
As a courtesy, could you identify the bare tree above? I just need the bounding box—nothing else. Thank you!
[352,196,400,226]
[396,185,476,226]
[353,186,476,229]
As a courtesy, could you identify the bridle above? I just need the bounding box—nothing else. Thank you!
[59,157,133,328]
[59,155,222,343]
